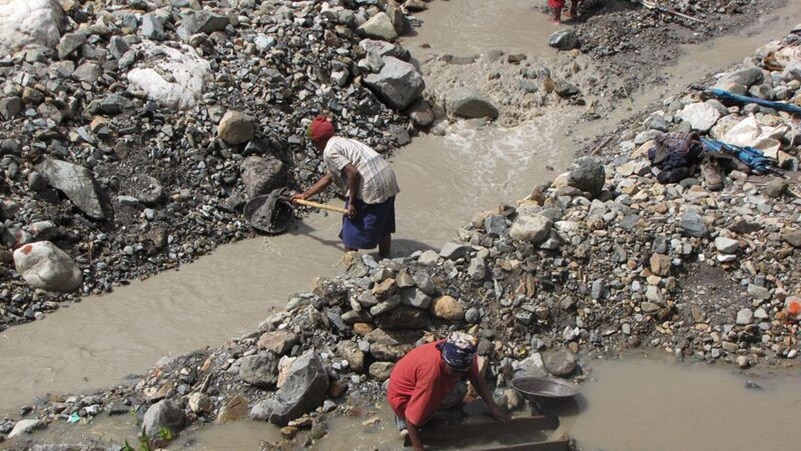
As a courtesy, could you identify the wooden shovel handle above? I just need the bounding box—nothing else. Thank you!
[291,198,348,214]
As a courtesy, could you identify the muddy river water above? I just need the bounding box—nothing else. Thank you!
[3,0,801,449]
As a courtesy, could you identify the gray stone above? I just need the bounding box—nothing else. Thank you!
[544,350,577,377]
[640,301,660,313]
[180,10,229,35]
[747,284,770,301]
[509,214,552,244]
[413,271,437,295]
[716,68,764,90]
[714,237,739,254]
[57,32,86,59]
[218,110,255,145]
[764,178,788,198]
[14,241,83,292]
[108,36,130,60]
[548,30,579,51]
[370,294,402,316]
[439,242,469,260]
[485,215,507,236]
[513,353,547,377]
[400,288,432,309]
[409,100,434,127]
[37,157,107,219]
[681,209,708,238]
[142,399,186,437]
[568,157,605,197]
[591,279,605,300]
[73,62,101,84]
[240,155,286,199]
[364,57,425,111]
[465,307,481,324]
[449,87,499,119]
[141,13,166,40]
[250,351,329,426]
[27,171,48,191]
[554,81,580,98]
[239,353,279,389]
[467,257,486,281]
[736,308,753,325]
[0,96,22,120]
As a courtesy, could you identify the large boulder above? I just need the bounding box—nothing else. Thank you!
[127,41,211,110]
[0,0,63,56]
[36,157,107,220]
[548,30,579,51]
[250,351,329,425]
[567,156,605,197]
[715,67,764,90]
[357,12,398,41]
[13,241,83,292]
[364,57,425,111]
[142,399,186,437]
[240,155,286,199]
[449,87,499,119]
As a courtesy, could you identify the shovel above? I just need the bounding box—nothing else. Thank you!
[243,187,347,234]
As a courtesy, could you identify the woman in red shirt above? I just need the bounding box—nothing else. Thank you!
[387,333,509,451]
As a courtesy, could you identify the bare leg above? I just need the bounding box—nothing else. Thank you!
[568,1,578,18]
[344,246,358,253]
[551,7,562,24]
[378,234,391,259]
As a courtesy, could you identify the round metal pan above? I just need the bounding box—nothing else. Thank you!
[243,193,294,234]
[510,376,580,399]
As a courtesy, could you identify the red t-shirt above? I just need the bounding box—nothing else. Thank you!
[387,340,479,426]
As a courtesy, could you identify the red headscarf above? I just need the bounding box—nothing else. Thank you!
[308,116,335,142]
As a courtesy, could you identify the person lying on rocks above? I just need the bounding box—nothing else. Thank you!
[548,0,580,24]
[291,115,400,258]
[387,332,510,451]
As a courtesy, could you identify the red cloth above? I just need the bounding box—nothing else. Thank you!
[548,0,565,8]
[309,116,335,142]
[387,340,479,426]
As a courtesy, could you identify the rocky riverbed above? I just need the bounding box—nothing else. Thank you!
[2,0,801,449]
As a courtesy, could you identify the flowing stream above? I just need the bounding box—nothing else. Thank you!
[3,0,801,449]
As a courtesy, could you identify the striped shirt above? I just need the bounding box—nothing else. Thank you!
[323,136,400,204]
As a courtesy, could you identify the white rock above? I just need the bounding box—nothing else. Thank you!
[127,41,211,110]
[13,241,82,292]
[0,0,63,55]
[677,102,721,132]
[8,419,45,438]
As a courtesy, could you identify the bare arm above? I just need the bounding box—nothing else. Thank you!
[292,174,333,201]
[469,372,511,422]
[341,163,361,218]
[407,421,426,451]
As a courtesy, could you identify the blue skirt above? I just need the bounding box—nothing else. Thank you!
[341,196,396,249]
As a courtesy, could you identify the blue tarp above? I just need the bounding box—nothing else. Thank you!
[708,88,801,115]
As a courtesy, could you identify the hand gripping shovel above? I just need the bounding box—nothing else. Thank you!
[243,187,347,234]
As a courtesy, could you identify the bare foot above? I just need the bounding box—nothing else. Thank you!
[550,18,561,25]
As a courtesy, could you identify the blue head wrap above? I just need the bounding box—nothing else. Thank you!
[437,332,478,371]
